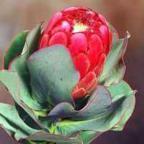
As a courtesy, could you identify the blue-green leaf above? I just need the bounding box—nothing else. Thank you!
[99,32,129,84]
[4,31,28,69]
[109,24,119,44]
[10,24,41,86]
[108,80,135,131]
[0,103,38,140]
[21,24,41,56]
[27,45,79,106]
[108,80,134,102]
[27,131,82,144]
[0,71,45,129]
[104,61,126,86]
[0,71,42,110]
[49,81,135,136]
[79,131,101,144]
[45,86,111,121]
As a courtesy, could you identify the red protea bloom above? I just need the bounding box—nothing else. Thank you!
[39,7,112,100]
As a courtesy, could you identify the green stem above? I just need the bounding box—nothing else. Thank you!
[21,140,55,144]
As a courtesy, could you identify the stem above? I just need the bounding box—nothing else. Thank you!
[20,140,55,144]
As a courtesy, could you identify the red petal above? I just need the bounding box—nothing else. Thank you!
[61,21,71,32]
[39,34,49,49]
[73,53,90,79]
[49,32,68,46]
[44,12,62,34]
[69,33,87,56]
[72,72,97,100]
[72,87,86,100]
[99,25,109,51]
[88,34,103,70]
[51,21,71,34]
[78,71,97,90]
[95,53,106,76]
[86,78,97,93]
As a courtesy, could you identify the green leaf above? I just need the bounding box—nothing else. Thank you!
[109,24,119,44]
[108,81,135,130]
[44,86,111,121]
[27,45,79,106]
[0,71,45,129]
[99,32,129,84]
[104,60,126,86]
[50,81,135,136]
[79,131,101,144]
[4,31,28,69]
[27,131,82,144]
[0,103,38,140]
[11,24,41,89]
[21,24,41,57]
[0,71,42,110]
[15,104,42,130]
[108,80,134,102]
[22,140,46,144]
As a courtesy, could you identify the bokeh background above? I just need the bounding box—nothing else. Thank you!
[0,0,144,144]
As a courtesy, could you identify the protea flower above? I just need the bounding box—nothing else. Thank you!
[0,7,135,144]
[39,7,112,100]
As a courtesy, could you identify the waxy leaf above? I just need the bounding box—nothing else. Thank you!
[109,24,119,44]
[0,71,45,129]
[11,24,41,89]
[99,32,129,84]
[48,81,135,136]
[0,103,38,140]
[0,71,42,110]
[104,61,126,86]
[27,131,82,144]
[45,86,111,121]
[27,45,79,106]
[79,131,101,144]
[21,24,41,56]
[108,80,135,130]
[4,31,28,69]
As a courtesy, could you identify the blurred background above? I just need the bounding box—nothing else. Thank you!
[0,0,144,144]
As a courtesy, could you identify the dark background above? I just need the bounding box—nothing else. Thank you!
[0,0,144,144]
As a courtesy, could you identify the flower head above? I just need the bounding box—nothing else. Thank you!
[39,7,112,99]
